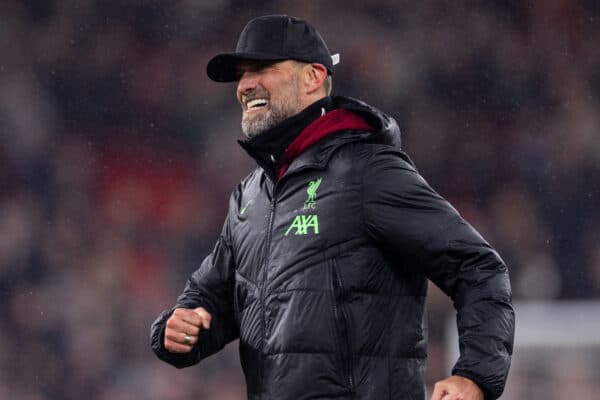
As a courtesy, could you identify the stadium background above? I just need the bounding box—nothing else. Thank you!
[1,1,599,398]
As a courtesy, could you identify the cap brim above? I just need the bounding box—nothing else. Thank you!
[206,53,287,82]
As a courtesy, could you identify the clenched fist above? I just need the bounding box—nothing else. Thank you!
[164,307,212,353]
[431,375,483,400]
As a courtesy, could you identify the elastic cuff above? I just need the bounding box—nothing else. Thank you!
[451,371,495,400]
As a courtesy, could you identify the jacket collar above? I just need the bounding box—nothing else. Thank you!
[238,97,334,178]
[275,108,373,180]
[238,95,401,181]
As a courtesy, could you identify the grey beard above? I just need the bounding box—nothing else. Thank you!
[241,107,289,138]
[241,98,302,138]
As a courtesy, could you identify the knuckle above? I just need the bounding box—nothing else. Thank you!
[165,330,176,340]
[166,321,178,331]
[174,308,188,317]
[194,307,207,317]
[165,329,177,340]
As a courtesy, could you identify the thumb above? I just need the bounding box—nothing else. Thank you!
[430,384,448,400]
[193,307,212,329]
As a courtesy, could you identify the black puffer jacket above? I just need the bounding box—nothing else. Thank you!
[151,96,514,400]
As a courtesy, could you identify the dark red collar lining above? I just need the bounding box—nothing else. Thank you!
[276,109,374,180]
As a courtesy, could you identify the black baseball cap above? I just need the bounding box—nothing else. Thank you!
[207,15,339,82]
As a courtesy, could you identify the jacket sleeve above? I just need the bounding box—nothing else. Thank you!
[362,148,515,400]
[150,215,239,368]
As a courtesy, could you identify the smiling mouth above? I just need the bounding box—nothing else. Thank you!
[245,98,269,112]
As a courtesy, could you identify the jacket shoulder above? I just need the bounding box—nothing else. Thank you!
[334,140,417,173]
[367,145,417,171]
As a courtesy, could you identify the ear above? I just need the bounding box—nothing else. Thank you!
[302,63,328,95]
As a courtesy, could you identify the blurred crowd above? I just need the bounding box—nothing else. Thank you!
[1,0,599,399]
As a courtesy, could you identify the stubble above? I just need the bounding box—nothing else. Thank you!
[241,74,302,138]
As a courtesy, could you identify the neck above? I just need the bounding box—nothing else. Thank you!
[300,93,327,111]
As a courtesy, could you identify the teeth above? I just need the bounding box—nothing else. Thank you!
[247,99,268,109]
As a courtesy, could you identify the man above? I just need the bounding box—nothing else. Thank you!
[151,15,515,400]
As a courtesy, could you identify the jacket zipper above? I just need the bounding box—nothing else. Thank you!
[260,193,277,394]
[332,259,355,392]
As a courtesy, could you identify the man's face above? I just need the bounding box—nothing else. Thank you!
[236,60,304,138]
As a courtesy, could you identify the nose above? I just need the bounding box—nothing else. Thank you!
[237,71,258,96]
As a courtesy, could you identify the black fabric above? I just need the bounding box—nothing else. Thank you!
[207,15,336,82]
[151,96,515,400]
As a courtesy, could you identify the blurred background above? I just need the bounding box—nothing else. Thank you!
[1,0,599,399]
